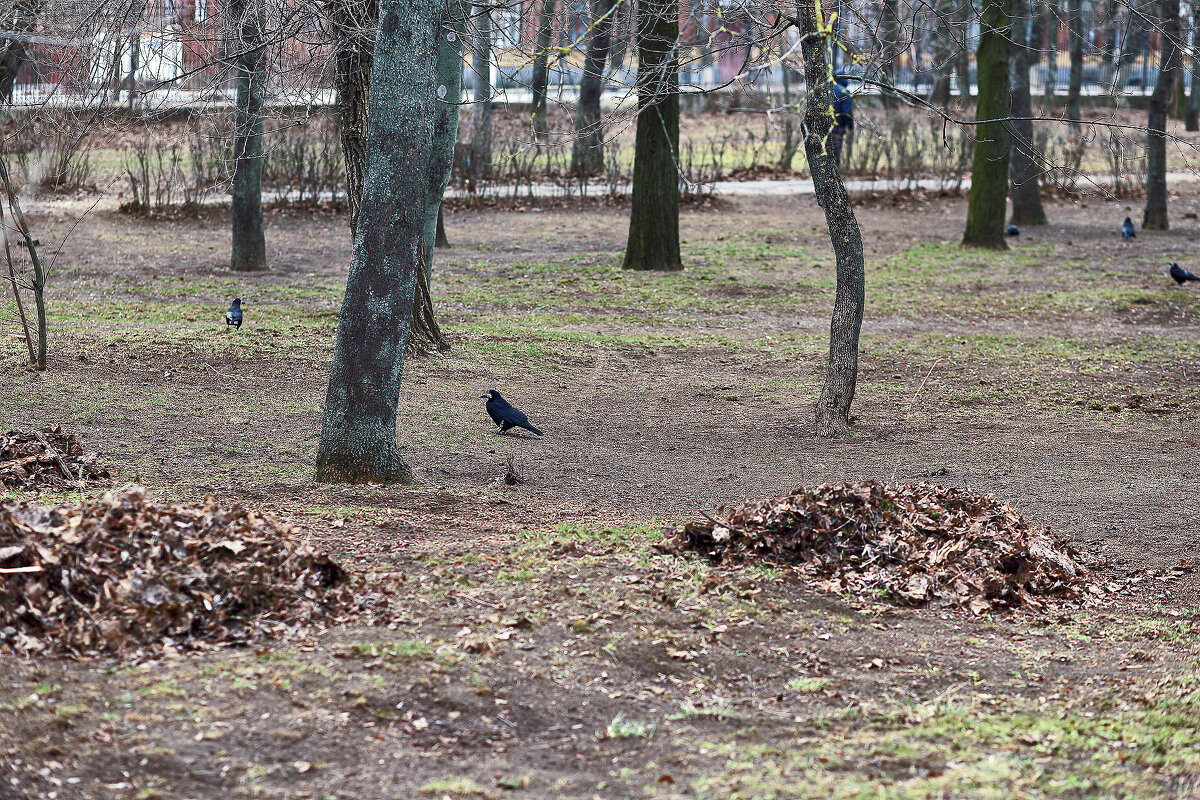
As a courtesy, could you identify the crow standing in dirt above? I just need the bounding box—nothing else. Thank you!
[481,390,544,437]
[1122,217,1136,241]
[1169,263,1200,284]
[225,298,243,330]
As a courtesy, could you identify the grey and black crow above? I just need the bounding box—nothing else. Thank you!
[1122,217,1136,241]
[1006,224,1020,236]
[1169,263,1200,284]
[225,298,243,329]
[481,390,544,436]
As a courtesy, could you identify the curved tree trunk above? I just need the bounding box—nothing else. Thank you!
[1066,0,1083,121]
[328,0,374,237]
[795,0,866,437]
[1010,0,1047,225]
[571,0,619,176]
[530,0,556,140]
[230,0,266,272]
[1144,0,1180,230]
[963,0,1013,249]
[315,0,442,484]
[623,0,681,271]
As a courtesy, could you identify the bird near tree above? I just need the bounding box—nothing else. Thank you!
[1006,224,1019,236]
[481,390,544,437]
[225,298,243,329]
[1122,217,1136,240]
[1169,263,1200,284]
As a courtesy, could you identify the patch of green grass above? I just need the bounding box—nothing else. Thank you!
[419,777,490,796]
[605,714,655,739]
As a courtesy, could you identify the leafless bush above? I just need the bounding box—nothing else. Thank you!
[4,111,94,193]
[262,114,344,205]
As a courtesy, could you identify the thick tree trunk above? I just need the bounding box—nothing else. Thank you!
[328,0,374,237]
[1188,3,1200,131]
[571,0,619,176]
[1066,0,1083,121]
[795,0,865,437]
[623,0,681,271]
[470,3,492,183]
[530,0,556,140]
[963,0,1013,249]
[1043,0,1059,110]
[315,0,441,484]
[1010,0,1047,225]
[230,0,266,272]
[435,205,449,247]
[1144,0,1180,230]
[408,0,467,357]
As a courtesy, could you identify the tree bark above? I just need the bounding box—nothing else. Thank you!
[435,204,449,247]
[470,3,492,183]
[0,0,38,104]
[623,0,681,271]
[954,0,971,103]
[1042,0,1059,110]
[963,0,1013,249]
[880,0,900,107]
[314,0,441,484]
[230,0,266,272]
[1010,0,1047,225]
[327,0,374,237]
[1188,2,1200,130]
[1066,0,1083,121]
[409,0,467,357]
[794,0,866,437]
[1144,0,1180,230]
[1099,0,1118,85]
[571,0,619,176]
[530,0,556,140]
[930,0,957,106]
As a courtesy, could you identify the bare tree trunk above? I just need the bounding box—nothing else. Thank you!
[624,0,681,272]
[954,0,971,102]
[794,0,866,437]
[930,0,956,106]
[315,0,442,484]
[1099,0,1119,85]
[230,0,266,272]
[1043,0,1059,110]
[0,0,39,104]
[1144,0,1180,230]
[963,0,1013,249]
[1066,0,1083,121]
[327,0,374,236]
[571,0,619,176]
[1010,0,1047,225]
[0,199,33,364]
[435,204,449,247]
[470,3,492,184]
[1188,2,1200,130]
[0,158,46,370]
[880,0,900,107]
[530,0,556,140]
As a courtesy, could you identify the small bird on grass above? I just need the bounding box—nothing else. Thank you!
[481,390,543,437]
[1122,217,1136,241]
[1006,224,1020,236]
[225,298,243,330]
[1169,263,1200,284]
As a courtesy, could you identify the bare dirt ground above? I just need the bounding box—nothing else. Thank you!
[1,187,1199,799]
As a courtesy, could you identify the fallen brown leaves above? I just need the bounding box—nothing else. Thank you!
[0,425,110,491]
[660,481,1104,613]
[0,485,397,658]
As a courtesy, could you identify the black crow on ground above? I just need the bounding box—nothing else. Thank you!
[481,390,543,436]
[1122,217,1136,240]
[225,298,243,329]
[1006,224,1020,236]
[1169,263,1200,284]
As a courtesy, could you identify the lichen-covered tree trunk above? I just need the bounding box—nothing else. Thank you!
[571,0,619,175]
[1066,0,1083,121]
[230,0,267,272]
[1144,0,1180,230]
[795,0,866,437]
[623,0,681,271]
[408,0,467,357]
[1010,0,1047,225]
[1188,4,1200,131]
[530,0,556,140]
[470,3,492,183]
[327,0,374,236]
[962,0,1013,249]
[314,0,441,484]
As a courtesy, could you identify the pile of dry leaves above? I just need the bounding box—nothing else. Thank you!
[661,481,1104,612]
[0,425,110,491]
[0,485,395,657]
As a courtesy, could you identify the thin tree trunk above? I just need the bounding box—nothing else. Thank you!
[530,0,556,140]
[930,0,956,106]
[0,158,46,369]
[795,0,865,437]
[328,0,374,237]
[470,3,492,183]
[1117,1,1151,96]
[623,0,681,271]
[954,0,971,102]
[230,0,266,272]
[963,0,1013,248]
[0,199,34,364]
[1099,0,1119,85]
[314,0,442,484]
[1043,0,1059,110]
[1010,0,1047,225]
[880,0,900,107]
[1066,0,1083,121]
[572,0,619,176]
[409,0,467,357]
[1187,2,1200,130]
[1144,0,1180,229]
